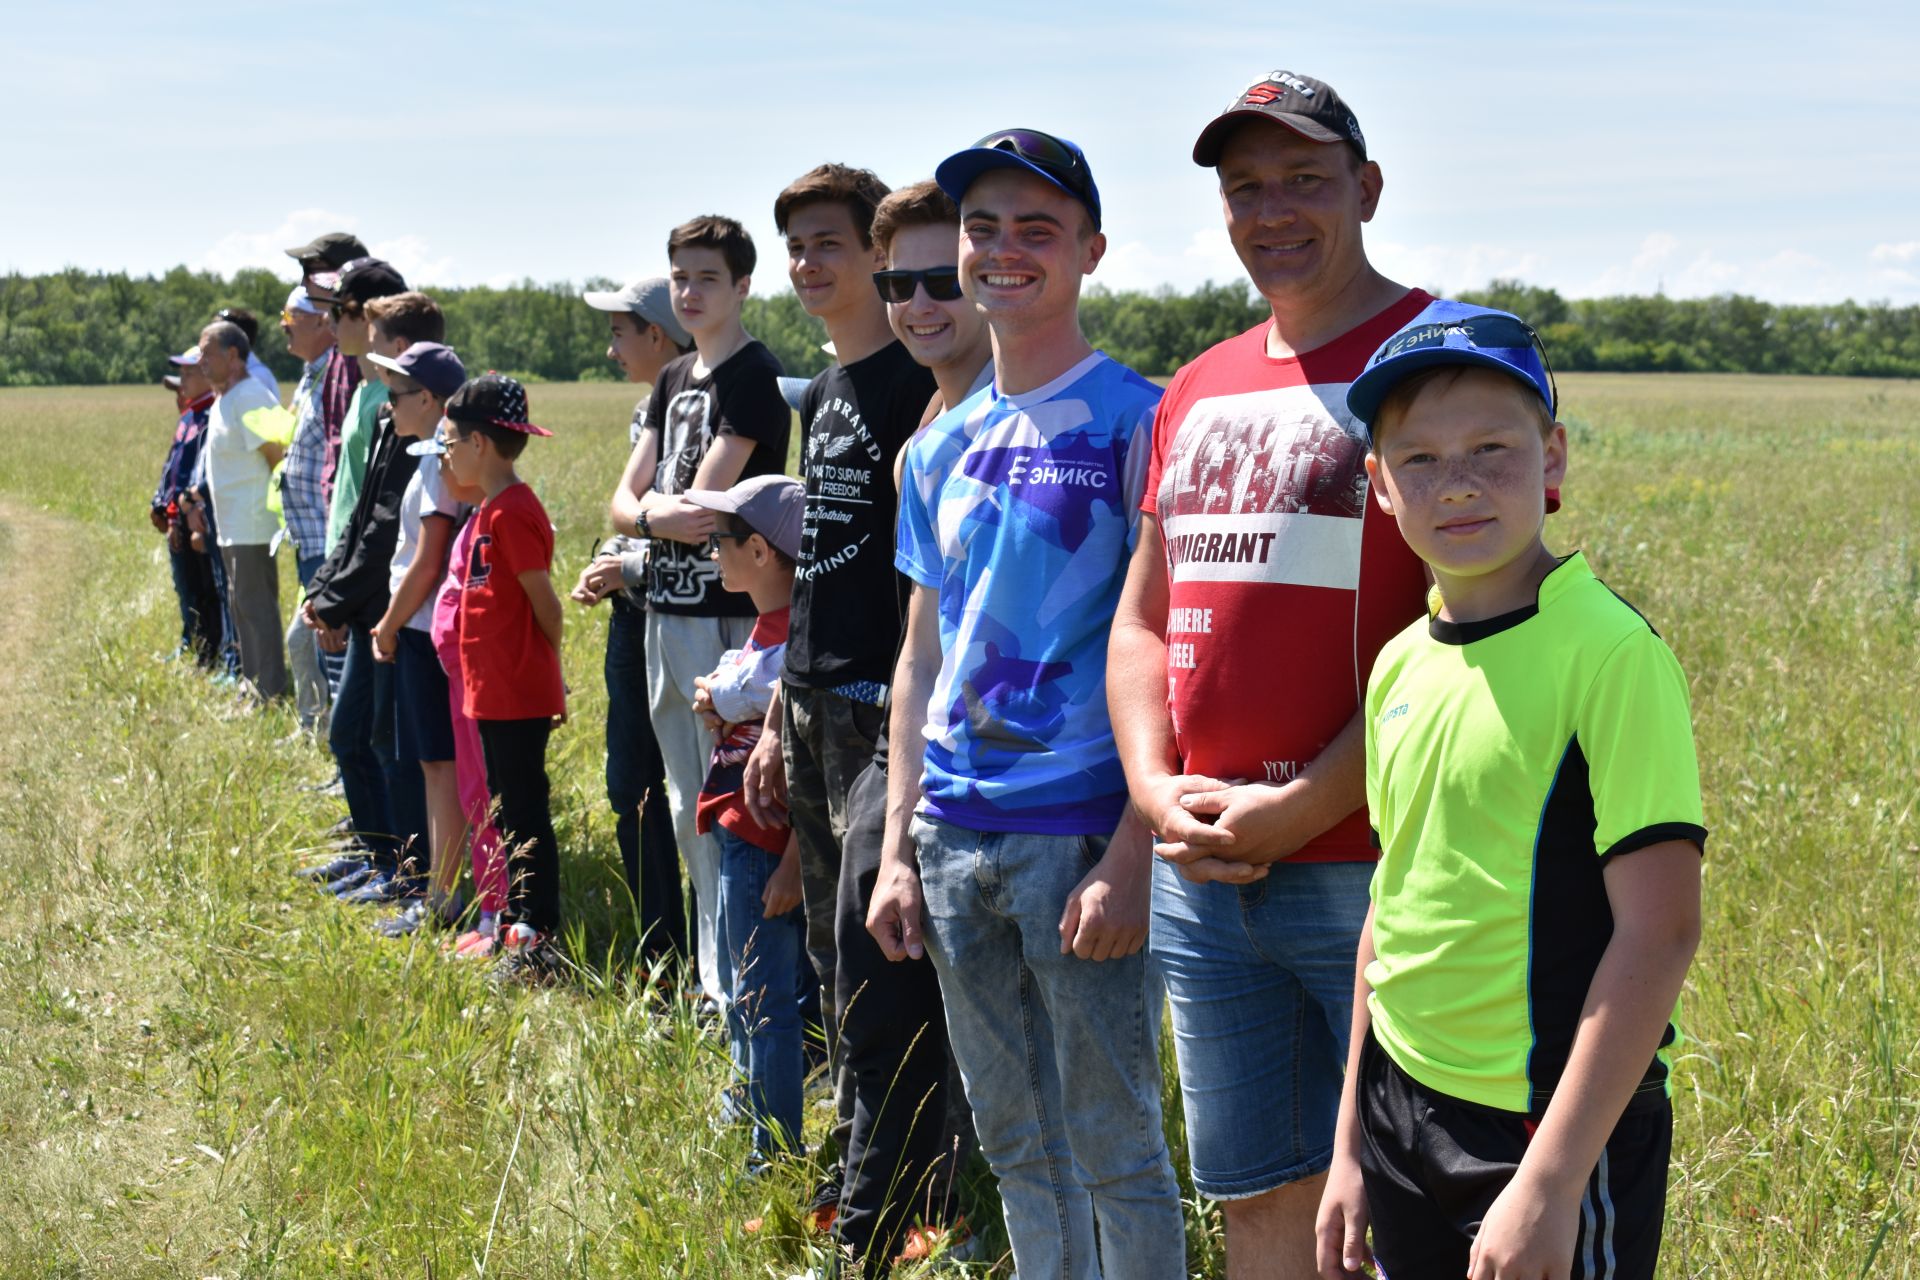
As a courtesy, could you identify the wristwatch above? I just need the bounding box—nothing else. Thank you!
[636,510,653,539]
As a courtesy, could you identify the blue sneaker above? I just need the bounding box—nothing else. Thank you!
[296,851,371,883]
[341,871,424,906]
[327,863,380,896]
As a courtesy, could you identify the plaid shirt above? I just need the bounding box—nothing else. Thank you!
[279,350,332,554]
[319,348,363,503]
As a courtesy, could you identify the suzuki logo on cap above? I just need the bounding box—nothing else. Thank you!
[1235,70,1315,111]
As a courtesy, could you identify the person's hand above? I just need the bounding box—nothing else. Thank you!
[1135,772,1266,885]
[644,497,717,545]
[189,530,206,552]
[167,521,188,554]
[1058,817,1152,961]
[867,853,927,961]
[1468,1169,1580,1280]
[317,622,348,655]
[148,507,169,533]
[763,847,803,919]
[691,676,724,737]
[571,554,623,605]
[371,617,398,663]
[1314,1150,1376,1279]
[742,727,788,829]
[552,682,570,728]
[1174,781,1318,866]
[301,599,323,633]
[183,498,207,536]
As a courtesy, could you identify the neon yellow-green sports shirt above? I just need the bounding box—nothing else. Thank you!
[1364,552,1707,1114]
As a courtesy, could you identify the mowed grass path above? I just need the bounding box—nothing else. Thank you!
[0,374,1915,1277]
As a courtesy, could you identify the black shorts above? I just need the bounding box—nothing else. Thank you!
[394,627,456,764]
[1357,1032,1671,1280]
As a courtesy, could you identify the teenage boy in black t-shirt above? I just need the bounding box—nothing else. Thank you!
[741,164,936,1234]
[614,216,791,1006]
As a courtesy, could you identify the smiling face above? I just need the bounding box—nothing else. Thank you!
[958,168,1104,330]
[1217,121,1380,309]
[1366,367,1566,592]
[786,200,885,323]
[669,246,749,340]
[885,221,991,375]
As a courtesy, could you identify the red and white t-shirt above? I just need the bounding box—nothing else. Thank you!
[1142,292,1432,863]
[458,482,566,722]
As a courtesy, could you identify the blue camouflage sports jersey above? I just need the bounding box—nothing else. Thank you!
[896,351,1160,834]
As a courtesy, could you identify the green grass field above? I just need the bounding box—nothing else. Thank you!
[0,373,1915,1277]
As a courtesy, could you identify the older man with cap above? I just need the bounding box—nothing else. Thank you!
[196,319,289,701]
[574,276,696,966]
[285,231,370,283]
[279,284,341,735]
[1104,71,1473,1278]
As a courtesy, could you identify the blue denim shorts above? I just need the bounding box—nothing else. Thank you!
[393,627,455,764]
[1149,855,1373,1199]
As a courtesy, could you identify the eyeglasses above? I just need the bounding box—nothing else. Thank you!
[705,531,753,556]
[873,268,964,304]
[1377,314,1559,416]
[389,384,427,401]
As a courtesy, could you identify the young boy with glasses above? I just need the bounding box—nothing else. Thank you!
[867,130,1185,1280]
[1315,312,1704,1280]
[682,474,810,1172]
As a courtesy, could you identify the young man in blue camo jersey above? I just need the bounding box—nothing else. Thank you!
[866,130,1185,1280]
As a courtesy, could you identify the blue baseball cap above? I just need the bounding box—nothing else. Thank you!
[366,341,467,399]
[1347,309,1557,434]
[935,128,1102,231]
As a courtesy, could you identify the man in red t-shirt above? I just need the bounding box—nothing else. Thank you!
[1108,72,1431,1275]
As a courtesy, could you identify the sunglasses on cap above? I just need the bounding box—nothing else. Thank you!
[1381,313,1559,416]
[873,267,964,304]
[972,129,1098,208]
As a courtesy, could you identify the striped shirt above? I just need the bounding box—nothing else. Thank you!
[280,350,333,555]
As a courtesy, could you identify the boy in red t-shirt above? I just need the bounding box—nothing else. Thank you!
[434,373,568,984]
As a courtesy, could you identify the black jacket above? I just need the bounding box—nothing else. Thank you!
[306,405,411,630]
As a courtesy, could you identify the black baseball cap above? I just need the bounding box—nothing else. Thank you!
[334,257,408,305]
[284,232,369,271]
[1192,71,1368,167]
[446,373,552,437]
[936,129,1102,231]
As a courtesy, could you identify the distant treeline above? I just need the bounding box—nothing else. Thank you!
[4,267,1918,387]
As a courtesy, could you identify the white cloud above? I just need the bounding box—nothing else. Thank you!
[1632,231,1680,274]
[188,211,457,287]
[1871,241,1920,264]
[1370,240,1547,294]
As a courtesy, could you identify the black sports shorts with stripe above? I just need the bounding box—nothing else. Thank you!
[1356,1032,1671,1280]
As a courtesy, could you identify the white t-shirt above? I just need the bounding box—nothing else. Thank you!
[247,352,282,403]
[205,378,283,547]
[389,456,469,631]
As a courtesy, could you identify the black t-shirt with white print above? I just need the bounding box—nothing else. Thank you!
[785,339,935,687]
[641,340,790,616]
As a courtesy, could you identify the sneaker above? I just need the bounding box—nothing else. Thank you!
[340,871,425,906]
[489,924,562,986]
[326,863,380,896]
[295,851,371,883]
[323,813,354,837]
[375,901,430,937]
[805,1167,842,1235]
[895,1216,974,1265]
[447,910,500,958]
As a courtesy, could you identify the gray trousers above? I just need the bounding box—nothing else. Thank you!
[782,682,887,1168]
[220,542,287,701]
[645,609,753,1003]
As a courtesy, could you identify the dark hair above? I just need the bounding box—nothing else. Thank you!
[614,311,695,357]
[202,319,251,362]
[214,307,259,346]
[455,421,529,461]
[364,291,445,344]
[668,215,756,280]
[719,512,795,571]
[1371,365,1555,446]
[870,180,960,258]
[774,164,892,248]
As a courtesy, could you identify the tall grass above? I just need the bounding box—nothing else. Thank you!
[0,373,1914,1276]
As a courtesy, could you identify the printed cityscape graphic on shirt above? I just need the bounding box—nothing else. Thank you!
[1155,384,1370,592]
[653,386,725,605]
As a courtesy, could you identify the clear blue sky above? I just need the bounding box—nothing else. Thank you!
[8,1,1916,304]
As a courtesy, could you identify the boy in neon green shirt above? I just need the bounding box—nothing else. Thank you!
[1316,310,1706,1280]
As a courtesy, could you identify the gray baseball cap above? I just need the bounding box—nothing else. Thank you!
[581,277,692,348]
[684,473,804,560]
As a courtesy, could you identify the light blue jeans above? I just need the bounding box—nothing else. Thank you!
[911,814,1185,1280]
[715,826,808,1162]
